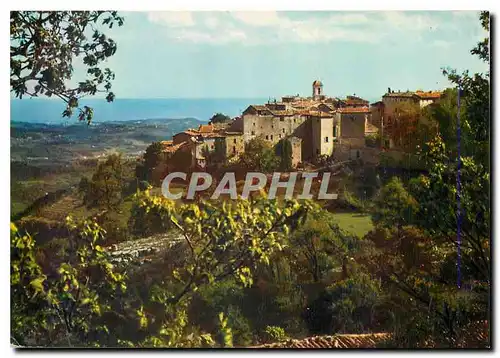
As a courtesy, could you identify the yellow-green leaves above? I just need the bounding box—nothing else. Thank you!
[29,277,46,294]
[218,312,233,348]
[130,190,310,312]
[137,306,148,329]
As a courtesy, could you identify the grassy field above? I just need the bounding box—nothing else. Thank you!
[330,212,374,238]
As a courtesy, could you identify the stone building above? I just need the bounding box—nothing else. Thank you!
[310,111,335,158]
[371,88,443,148]
[242,105,307,144]
[288,136,302,167]
[241,80,373,165]
[171,123,244,169]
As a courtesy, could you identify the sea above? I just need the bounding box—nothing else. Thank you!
[10,98,268,124]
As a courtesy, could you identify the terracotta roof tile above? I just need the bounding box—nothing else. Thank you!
[268,109,297,116]
[345,99,369,105]
[161,141,188,153]
[298,110,334,117]
[338,107,370,113]
[383,91,416,98]
[318,103,336,111]
[198,124,214,133]
[250,333,392,349]
[414,90,442,99]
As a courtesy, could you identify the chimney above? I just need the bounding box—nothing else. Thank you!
[388,87,391,94]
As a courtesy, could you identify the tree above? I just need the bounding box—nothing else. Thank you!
[239,137,280,173]
[417,10,490,283]
[10,11,124,123]
[83,153,125,210]
[389,101,422,150]
[130,189,313,305]
[288,211,361,283]
[423,88,468,154]
[275,139,293,171]
[209,113,231,124]
[11,219,126,347]
[136,142,164,185]
[311,273,384,334]
[367,13,490,347]
[371,177,418,232]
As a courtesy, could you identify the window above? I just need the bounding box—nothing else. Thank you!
[271,125,274,129]
[282,128,285,133]
[316,149,320,155]
[270,135,273,140]
[333,126,337,137]
[253,122,256,126]
[280,116,284,122]
[266,135,269,140]
[251,131,255,135]
[356,150,360,158]
[233,138,237,144]
[211,145,214,150]
[324,136,329,143]
[278,134,282,138]
[233,146,236,154]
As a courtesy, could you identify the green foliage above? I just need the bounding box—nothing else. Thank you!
[139,142,165,185]
[11,223,48,346]
[131,189,314,304]
[195,280,253,346]
[210,113,231,124]
[412,136,489,282]
[218,312,233,348]
[264,325,287,343]
[249,256,308,337]
[128,186,173,237]
[327,273,383,333]
[240,137,280,172]
[10,11,124,123]
[289,210,361,283]
[203,140,226,166]
[365,134,380,148]
[275,138,293,170]
[130,291,215,348]
[305,272,384,335]
[81,153,125,210]
[371,177,418,230]
[11,218,127,347]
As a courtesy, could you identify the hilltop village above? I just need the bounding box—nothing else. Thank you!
[156,80,443,172]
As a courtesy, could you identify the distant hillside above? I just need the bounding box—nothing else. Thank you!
[11,117,203,164]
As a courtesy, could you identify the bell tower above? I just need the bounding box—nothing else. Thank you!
[312,80,323,100]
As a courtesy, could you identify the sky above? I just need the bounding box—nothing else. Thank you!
[73,11,488,101]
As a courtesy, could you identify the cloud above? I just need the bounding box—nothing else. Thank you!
[145,11,480,46]
[148,11,195,27]
[231,11,284,27]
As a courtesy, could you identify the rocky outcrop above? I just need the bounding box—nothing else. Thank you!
[106,232,184,266]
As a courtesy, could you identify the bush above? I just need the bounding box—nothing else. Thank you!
[264,325,287,343]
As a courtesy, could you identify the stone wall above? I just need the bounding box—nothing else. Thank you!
[311,116,334,157]
[339,112,366,139]
[223,134,245,160]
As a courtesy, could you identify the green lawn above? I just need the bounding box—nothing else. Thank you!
[330,212,374,238]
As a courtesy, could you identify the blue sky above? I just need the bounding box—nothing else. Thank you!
[74,11,488,101]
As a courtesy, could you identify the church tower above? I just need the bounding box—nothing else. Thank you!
[312,80,323,100]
